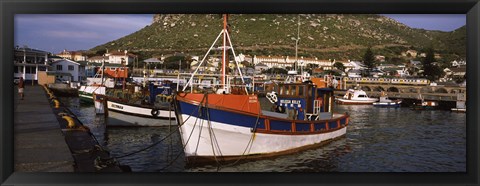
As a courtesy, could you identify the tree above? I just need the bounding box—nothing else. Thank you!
[362,47,376,76]
[421,47,444,81]
[333,62,346,75]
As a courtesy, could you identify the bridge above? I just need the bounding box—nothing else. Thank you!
[338,82,466,102]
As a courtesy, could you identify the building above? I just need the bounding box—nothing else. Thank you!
[451,60,466,67]
[87,56,109,63]
[105,50,136,65]
[50,59,86,82]
[13,46,50,83]
[57,49,87,61]
[252,55,350,71]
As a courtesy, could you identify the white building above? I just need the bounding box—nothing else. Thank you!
[13,46,50,83]
[50,59,86,82]
[105,50,136,65]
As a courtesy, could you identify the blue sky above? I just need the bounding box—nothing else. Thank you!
[14,14,466,54]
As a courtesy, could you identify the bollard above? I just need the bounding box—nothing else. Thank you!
[53,99,60,108]
[62,115,76,128]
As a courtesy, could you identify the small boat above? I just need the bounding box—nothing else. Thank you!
[97,82,176,127]
[410,94,438,110]
[174,14,349,163]
[336,89,378,105]
[411,100,438,110]
[372,92,402,107]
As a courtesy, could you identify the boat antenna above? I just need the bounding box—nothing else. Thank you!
[222,14,228,90]
[296,14,301,74]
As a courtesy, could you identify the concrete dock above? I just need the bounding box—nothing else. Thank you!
[14,85,74,172]
[14,84,127,172]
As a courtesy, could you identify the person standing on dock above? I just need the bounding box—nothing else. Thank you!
[18,77,24,100]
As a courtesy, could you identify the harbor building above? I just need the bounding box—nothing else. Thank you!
[14,46,50,83]
[50,59,86,82]
[57,49,88,61]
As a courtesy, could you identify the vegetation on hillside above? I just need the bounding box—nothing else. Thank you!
[89,14,466,63]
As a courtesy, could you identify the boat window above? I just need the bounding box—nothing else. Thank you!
[291,86,297,96]
[358,95,366,97]
[298,86,304,97]
[280,86,285,95]
[285,86,290,95]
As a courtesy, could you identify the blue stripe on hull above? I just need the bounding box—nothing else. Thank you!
[178,100,347,132]
[179,101,265,129]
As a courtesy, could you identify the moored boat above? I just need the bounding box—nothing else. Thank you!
[98,82,176,127]
[173,14,349,163]
[410,100,438,110]
[372,92,402,107]
[336,89,378,105]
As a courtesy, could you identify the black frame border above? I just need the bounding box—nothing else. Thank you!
[1,0,479,185]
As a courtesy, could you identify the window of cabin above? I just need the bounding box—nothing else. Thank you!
[291,86,297,96]
[14,67,18,73]
[298,86,304,97]
[308,86,312,97]
[358,95,366,97]
[56,65,63,71]
[279,86,285,95]
[285,85,290,95]
[68,65,74,71]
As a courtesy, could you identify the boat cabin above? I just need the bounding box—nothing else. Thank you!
[274,82,334,121]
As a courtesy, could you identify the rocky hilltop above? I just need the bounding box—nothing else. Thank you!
[90,14,465,62]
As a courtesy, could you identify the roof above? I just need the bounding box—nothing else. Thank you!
[51,59,80,65]
[144,58,162,63]
[450,67,466,73]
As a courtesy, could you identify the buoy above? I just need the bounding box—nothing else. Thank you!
[53,99,60,108]
[62,115,76,128]
[166,96,173,103]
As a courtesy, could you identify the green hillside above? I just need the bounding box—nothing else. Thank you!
[89,14,465,62]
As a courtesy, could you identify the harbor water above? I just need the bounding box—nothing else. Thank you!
[60,97,466,172]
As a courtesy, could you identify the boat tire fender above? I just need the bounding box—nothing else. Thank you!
[151,109,160,117]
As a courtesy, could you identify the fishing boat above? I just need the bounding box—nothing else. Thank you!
[410,94,438,110]
[97,81,176,127]
[336,89,378,105]
[372,92,402,107]
[173,14,349,163]
[411,100,439,110]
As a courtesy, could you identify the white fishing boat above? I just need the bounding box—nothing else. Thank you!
[96,82,176,127]
[372,92,402,107]
[173,14,349,163]
[336,89,378,105]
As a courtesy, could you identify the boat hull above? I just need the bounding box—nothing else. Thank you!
[336,98,377,105]
[106,111,174,127]
[175,96,348,161]
[106,99,175,120]
[372,102,401,107]
[451,108,466,113]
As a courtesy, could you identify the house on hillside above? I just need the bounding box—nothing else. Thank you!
[451,60,466,67]
[87,56,109,63]
[105,50,136,65]
[348,61,366,70]
[57,49,87,61]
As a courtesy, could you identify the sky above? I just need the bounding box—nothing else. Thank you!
[14,14,466,54]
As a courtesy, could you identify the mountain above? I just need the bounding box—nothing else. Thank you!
[89,14,465,62]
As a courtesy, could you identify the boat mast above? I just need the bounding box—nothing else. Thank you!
[295,14,300,73]
[222,14,228,90]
